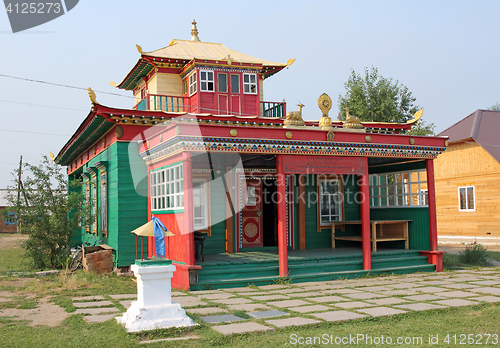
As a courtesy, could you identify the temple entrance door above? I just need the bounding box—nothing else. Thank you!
[241,179,263,248]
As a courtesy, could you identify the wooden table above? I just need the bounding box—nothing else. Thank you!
[331,220,411,252]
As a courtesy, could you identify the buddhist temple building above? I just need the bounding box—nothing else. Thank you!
[56,21,448,290]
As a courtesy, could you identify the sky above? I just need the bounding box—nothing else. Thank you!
[0,0,499,188]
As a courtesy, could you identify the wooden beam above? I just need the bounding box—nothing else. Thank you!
[276,155,289,277]
[182,152,195,266]
[298,176,306,250]
[225,166,234,254]
[360,158,371,270]
[426,159,438,251]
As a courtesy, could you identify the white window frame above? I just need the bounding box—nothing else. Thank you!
[243,73,257,94]
[319,177,343,226]
[188,72,197,96]
[150,163,184,211]
[199,70,214,92]
[193,178,209,230]
[369,170,428,208]
[458,186,475,212]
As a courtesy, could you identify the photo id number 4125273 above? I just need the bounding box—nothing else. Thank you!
[444,334,499,345]
[5,3,62,14]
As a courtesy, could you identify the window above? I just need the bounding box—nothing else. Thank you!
[92,181,97,234]
[369,170,428,208]
[5,212,16,225]
[218,73,227,93]
[84,180,90,232]
[188,73,197,96]
[243,73,257,94]
[458,186,475,211]
[319,178,342,225]
[100,172,107,234]
[151,163,184,211]
[230,74,240,93]
[200,70,214,92]
[193,178,209,230]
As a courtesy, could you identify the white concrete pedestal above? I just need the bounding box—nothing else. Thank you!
[116,260,194,332]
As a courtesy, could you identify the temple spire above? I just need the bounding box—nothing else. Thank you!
[191,19,200,42]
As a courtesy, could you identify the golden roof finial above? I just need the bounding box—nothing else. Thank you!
[88,87,97,104]
[191,19,200,42]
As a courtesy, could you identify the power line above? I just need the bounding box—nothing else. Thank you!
[0,127,70,137]
[0,99,87,112]
[0,73,134,99]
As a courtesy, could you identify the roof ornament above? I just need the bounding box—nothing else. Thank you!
[343,107,364,130]
[284,103,305,128]
[191,19,200,42]
[223,54,234,65]
[88,87,97,104]
[318,93,334,130]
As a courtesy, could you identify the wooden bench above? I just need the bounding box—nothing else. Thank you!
[331,220,411,252]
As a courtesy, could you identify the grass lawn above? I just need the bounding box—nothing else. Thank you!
[1,236,500,347]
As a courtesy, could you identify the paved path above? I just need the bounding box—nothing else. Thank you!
[70,267,500,335]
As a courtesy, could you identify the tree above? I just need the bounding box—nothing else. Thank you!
[488,102,500,111]
[4,156,90,270]
[338,67,435,135]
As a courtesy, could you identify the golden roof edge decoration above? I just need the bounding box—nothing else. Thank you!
[88,87,98,104]
[109,81,117,88]
[407,108,424,124]
[136,44,144,55]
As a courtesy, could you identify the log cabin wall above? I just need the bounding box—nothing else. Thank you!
[434,140,500,238]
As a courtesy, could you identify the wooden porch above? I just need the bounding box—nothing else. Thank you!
[191,248,435,290]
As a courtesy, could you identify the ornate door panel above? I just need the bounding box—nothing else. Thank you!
[241,179,263,248]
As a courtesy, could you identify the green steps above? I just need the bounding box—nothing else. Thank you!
[192,250,435,290]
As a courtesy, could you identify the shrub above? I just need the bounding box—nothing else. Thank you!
[458,243,490,266]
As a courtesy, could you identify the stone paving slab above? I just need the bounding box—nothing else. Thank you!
[212,298,253,305]
[139,334,201,344]
[396,303,447,311]
[265,317,322,328]
[404,294,445,301]
[381,289,418,296]
[471,280,500,286]
[385,283,422,289]
[433,299,479,307]
[119,300,132,309]
[171,292,189,296]
[334,301,374,309]
[212,322,271,335]
[471,296,500,303]
[200,314,244,323]
[323,289,365,294]
[75,307,120,315]
[287,292,323,298]
[222,287,258,292]
[305,296,350,303]
[259,284,290,290]
[247,310,289,319]
[108,294,136,300]
[72,295,105,301]
[412,286,449,293]
[365,297,408,305]
[172,298,207,307]
[353,286,392,292]
[417,280,454,286]
[268,299,309,308]
[186,307,228,315]
[300,285,339,291]
[190,290,222,294]
[198,293,235,300]
[227,303,271,311]
[356,307,407,317]
[236,291,269,296]
[311,310,367,322]
[289,305,331,313]
[344,292,385,300]
[83,314,118,323]
[438,291,478,298]
[250,294,289,301]
[272,288,311,294]
[469,287,500,295]
[73,300,114,308]
[442,283,481,290]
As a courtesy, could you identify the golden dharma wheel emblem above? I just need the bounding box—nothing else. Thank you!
[365,135,371,143]
[230,129,238,137]
[409,138,415,145]
[285,131,293,139]
[318,93,332,116]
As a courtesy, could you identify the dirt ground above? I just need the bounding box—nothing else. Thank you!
[0,234,69,327]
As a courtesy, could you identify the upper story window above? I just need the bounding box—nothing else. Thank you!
[189,73,197,96]
[369,170,428,208]
[243,73,257,94]
[458,186,475,212]
[200,70,214,92]
[151,163,184,211]
[230,74,240,93]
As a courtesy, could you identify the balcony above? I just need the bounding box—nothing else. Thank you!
[135,94,188,112]
[261,101,286,118]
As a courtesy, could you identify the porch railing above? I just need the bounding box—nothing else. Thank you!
[135,94,188,113]
[261,101,286,118]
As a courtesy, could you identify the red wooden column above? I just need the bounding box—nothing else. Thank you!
[276,155,289,277]
[182,151,195,266]
[360,158,371,270]
[419,159,444,271]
